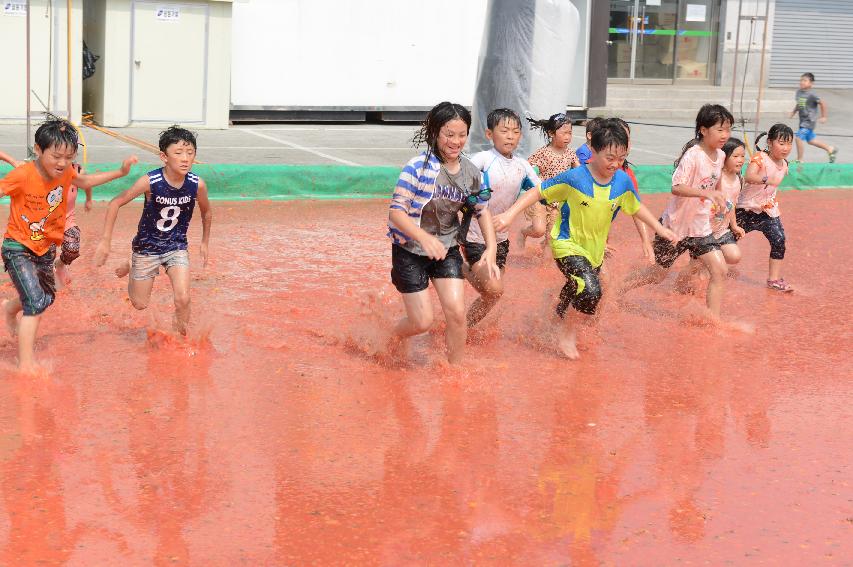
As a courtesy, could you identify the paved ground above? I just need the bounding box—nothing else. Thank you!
[0,89,849,168]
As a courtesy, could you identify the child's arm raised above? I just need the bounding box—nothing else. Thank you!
[0,150,21,168]
[743,155,769,185]
[197,179,213,267]
[93,175,149,266]
[630,204,678,244]
[73,156,138,189]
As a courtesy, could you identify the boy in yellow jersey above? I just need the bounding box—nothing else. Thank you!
[494,118,677,359]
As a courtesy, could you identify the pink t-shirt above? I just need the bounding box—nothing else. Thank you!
[738,152,787,218]
[661,145,724,239]
[711,172,742,238]
[65,184,78,229]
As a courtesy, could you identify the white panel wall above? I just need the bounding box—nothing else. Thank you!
[230,0,489,109]
[0,0,83,123]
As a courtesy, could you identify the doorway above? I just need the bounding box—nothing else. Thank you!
[607,0,718,83]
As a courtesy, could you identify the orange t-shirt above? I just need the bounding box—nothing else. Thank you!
[0,161,75,256]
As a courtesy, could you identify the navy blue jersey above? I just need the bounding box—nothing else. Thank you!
[132,168,199,255]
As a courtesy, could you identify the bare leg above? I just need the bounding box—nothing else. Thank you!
[393,290,434,339]
[768,258,784,281]
[464,261,504,327]
[127,276,156,311]
[795,137,805,161]
[432,278,466,365]
[17,314,41,370]
[3,298,21,336]
[720,243,741,265]
[165,265,191,335]
[556,310,587,360]
[54,258,70,289]
[698,250,728,318]
[808,138,834,154]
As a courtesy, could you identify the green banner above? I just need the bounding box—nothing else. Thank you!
[2,163,851,201]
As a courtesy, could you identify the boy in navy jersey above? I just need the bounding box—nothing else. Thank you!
[94,126,212,335]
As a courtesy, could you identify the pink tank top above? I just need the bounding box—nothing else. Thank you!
[738,152,787,218]
[711,172,742,238]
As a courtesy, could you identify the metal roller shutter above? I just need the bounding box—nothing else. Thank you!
[769,0,853,88]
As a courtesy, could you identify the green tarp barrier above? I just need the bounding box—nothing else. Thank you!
[2,162,852,201]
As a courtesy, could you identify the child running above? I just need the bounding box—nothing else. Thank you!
[520,112,579,249]
[387,102,499,364]
[494,118,677,359]
[465,108,540,327]
[736,124,794,292]
[674,138,747,291]
[94,126,212,335]
[618,104,732,319]
[1,118,136,370]
[575,116,603,166]
[791,73,837,164]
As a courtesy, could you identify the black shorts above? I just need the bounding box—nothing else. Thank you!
[391,244,463,294]
[653,232,720,268]
[462,239,510,270]
[714,231,737,246]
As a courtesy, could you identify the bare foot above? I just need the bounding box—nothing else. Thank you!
[556,320,580,360]
[2,299,18,337]
[115,260,130,278]
[54,259,71,289]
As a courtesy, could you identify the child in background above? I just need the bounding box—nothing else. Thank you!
[494,119,677,360]
[575,116,604,165]
[737,124,794,292]
[94,126,213,334]
[465,108,541,327]
[1,118,136,370]
[618,104,732,319]
[385,102,499,364]
[614,118,654,263]
[520,113,579,249]
[791,73,836,164]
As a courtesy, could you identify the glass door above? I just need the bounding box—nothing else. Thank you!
[609,0,712,83]
[675,0,718,80]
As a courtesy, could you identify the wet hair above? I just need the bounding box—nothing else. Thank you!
[412,101,471,163]
[674,104,734,168]
[486,108,521,130]
[526,112,571,141]
[34,116,79,153]
[801,72,815,82]
[614,117,631,134]
[754,123,794,153]
[159,125,197,152]
[585,116,604,134]
[589,118,629,152]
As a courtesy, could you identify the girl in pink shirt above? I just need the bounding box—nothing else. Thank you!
[736,124,794,292]
[619,104,733,318]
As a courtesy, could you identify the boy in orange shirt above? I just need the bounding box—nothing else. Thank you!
[0,118,136,370]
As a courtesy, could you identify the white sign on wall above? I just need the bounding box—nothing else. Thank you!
[155,6,180,21]
[3,1,27,16]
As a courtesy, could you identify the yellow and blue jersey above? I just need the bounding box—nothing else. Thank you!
[539,165,641,267]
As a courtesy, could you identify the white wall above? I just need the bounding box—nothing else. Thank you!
[230,0,489,109]
[0,0,83,124]
[87,0,232,128]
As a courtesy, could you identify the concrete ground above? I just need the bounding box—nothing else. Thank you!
[0,89,848,168]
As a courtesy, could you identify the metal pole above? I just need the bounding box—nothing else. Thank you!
[67,0,73,122]
[729,0,743,112]
[753,0,771,137]
[26,0,31,156]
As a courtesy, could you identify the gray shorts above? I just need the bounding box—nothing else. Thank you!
[131,249,190,281]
